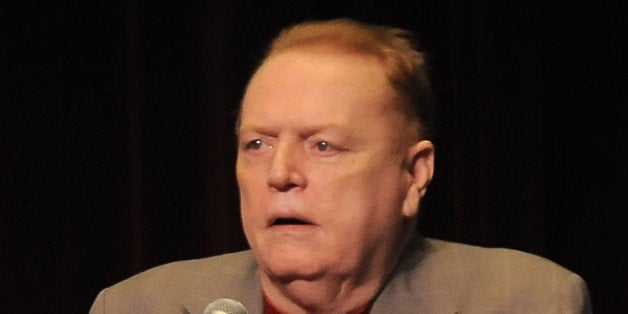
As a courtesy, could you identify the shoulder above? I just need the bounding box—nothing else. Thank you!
[90,250,258,313]
[396,237,592,312]
[426,238,591,312]
[426,238,569,274]
[114,250,256,289]
[424,238,580,284]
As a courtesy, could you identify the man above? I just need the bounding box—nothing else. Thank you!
[91,18,591,313]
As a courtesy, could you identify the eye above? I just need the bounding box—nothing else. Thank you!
[245,139,263,150]
[313,140,343,156]
[316,141,330,152]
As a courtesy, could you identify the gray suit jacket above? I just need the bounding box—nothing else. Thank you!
[90,237,592,313]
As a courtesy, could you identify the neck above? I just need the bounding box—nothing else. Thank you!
[261,230,416,314]
[261,273,378,314]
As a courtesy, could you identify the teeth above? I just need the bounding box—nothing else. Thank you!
[274,218,308,225]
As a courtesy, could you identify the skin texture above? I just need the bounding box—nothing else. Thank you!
[236,48,434,313]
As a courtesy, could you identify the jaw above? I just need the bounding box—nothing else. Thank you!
[249,215,414,314]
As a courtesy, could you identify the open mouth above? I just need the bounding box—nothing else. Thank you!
[272,217,311,226]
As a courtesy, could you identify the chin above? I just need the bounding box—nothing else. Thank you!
[262,250,329,281]
[266,264,326,283]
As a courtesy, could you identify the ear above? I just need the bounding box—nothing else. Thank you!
[401,140,435,218]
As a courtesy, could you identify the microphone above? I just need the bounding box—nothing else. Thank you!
[203,298,248,314]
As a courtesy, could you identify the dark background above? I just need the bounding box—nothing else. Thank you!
[2,1,625,313]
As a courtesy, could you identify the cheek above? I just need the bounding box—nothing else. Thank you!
[237,161,266,197]
[326,171,408,240]
[237,167,267,227]
[313,163,405,220]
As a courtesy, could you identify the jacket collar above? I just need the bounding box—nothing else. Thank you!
[371,235,459,313]
[180,252,263,313]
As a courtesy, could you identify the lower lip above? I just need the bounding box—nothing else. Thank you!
[269,224,317,235]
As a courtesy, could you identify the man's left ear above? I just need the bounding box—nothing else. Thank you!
[402,140,435,218]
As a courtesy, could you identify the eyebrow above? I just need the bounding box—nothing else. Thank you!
[239,122,348,133]
[236,123,359,141]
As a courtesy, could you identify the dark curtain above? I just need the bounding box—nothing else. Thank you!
[2,1,624,312]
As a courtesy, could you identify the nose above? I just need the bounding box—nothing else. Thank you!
[267,142,306,191]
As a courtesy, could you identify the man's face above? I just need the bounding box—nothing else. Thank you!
[237,49,426,283]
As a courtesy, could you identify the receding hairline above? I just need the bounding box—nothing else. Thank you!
[265,18,417,60]
[237,18,435,140]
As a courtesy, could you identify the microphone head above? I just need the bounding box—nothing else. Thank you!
[203,298,247,314]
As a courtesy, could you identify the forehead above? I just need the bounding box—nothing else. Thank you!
[240,49,402,124]
[249,48,387,91]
